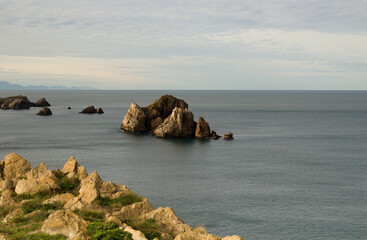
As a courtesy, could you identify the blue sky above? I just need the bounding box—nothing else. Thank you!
[0,0,366,90]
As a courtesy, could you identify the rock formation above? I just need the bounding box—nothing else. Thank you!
[224,132,234,140]
[37,107,52,116]
[0,95,51,110]
[0,153,243,240]
[33,97,51,107]
[121,102,148,132]
[195,116,211,139]
[80,105,104,114]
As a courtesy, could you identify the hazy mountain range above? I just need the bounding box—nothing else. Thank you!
[0,81,94,90]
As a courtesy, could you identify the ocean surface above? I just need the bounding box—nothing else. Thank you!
[0,90,366,240]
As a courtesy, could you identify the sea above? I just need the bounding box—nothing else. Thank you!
[0,90,366,240]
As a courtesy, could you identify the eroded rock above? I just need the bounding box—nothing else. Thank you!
[222,236,244,240]
[1,153,31,179]
[80,105,103,114]
[26,162,54,180]
[121,103,148,133]
[195,116,211,139]
[15,175,61,195]
[33,98,51,107]
[113,198,154,220]
[174,227,220,240]
[37,107,52,116]
[224,132,234,140]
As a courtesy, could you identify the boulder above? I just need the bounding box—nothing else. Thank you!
[222,236,244,240]
[121,103,148,133]
[26,162,54,180]
[15,175,61,195]
[0,179,13,191]
[113,198,154,220]
[123,225,148,240]
[100,181,131,199]
[61,156,88,180]
[78,171,103,204]
[143,207,191,237]
[1,153,31,179]
[96,108,104,114]
[154,108,196,138]
[195,116,211,139]
[174,227,220,240]
[80,105,103,114]
[41,209,87,239]
[224,132,234,140]
[0,190,15,207]
[37,107,52,116]
[0,96,32,110]
[33,97,51,107]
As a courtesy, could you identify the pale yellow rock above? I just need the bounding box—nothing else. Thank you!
[71,232,89,240]
[124,225,148,240]
[121,102,148,132]
[41,209,87,240]
[0,190,15,207]
[43,193,75,205]
[64,196,102,211]
[15,175,61,195]
[113,198,154,220]
[222,236,244,240]
[161,233,174,240]
[174,227,220,240]
[2,208,22,223]
[1,153,31,179]
[77,166,88,180]
[0,233,9,240]
[100,181,131,199]
[79,171,103,204]
[62,156,79,174]
[26,162,54,180]
[143,207,191,237]
[105,214,124,227]
[0,179,13,191]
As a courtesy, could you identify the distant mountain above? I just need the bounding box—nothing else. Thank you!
[0,81,95,90]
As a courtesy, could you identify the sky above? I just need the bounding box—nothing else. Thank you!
[0,0,366,90]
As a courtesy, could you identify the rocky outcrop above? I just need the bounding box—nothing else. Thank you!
[195,116,211,139]
[153,108,196,138]
[26,162,54,180]
[41,210,87,239]
[210,131,221,140]
[224,132,234,140]
[78,171,104,204]
[100,181,131,199]
[61,156,88,180]
[43,193,76,205]
[174,227,221,240]
[123,225,148,240]
[113,198,155,220]
[80,105,104,114]
[33,97,51,107]
[15,175,61,195]
[121,103,148,132]
[37,107,52,116]
[0,153,31,179]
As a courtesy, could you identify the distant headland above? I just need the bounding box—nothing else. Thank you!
[0,81,94,90]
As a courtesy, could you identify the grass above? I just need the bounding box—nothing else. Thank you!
[126,218,161,240]
[54,171,80,194]
[96,193,142,208]
[86,222,132,240]
[0,222,66,240]
[12,192,54,203]
[21,199,64,214]
[73,209,104,222]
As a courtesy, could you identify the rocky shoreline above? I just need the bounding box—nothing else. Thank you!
[0,153,243,240]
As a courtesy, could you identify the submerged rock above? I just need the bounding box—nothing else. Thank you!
[80,105,104,114]
[37,107,52,116]
[33,97,51,107]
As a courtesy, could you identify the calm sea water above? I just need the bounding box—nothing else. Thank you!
[0,90,366,240]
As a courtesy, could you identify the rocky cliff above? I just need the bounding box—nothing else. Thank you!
[0,153,243,240]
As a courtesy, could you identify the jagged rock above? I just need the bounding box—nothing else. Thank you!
[143,207,191,237]
[210,131,221,140]
[113,198,154,220]
[61,156,88,180]
[41,209,87,239]
[124,225,148,240]
[26,162,54,180]
[195,116,211,139]
[151,117,163,131]
[15,175,61,195]
[37,107,52,116]
[78,171,103,204]
[2,208,23,223]
[154,108,196,138]
[222,236,244,240]
[1,153,31,179]
[0,96,33,110]
[0,190,15,207]
[43,193,76,205]
[33,98,51,107]
[174,227,220,240]
[80,105,103,114]
[0,179,13,191]
[100,181,131,199]
[224,132,234,140]
[121,103,148,133]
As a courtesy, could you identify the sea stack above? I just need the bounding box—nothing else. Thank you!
[37,107,52,116]
[80,105,104,114]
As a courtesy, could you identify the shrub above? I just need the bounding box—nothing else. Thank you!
[21,199,63,214]
[87,222,132,240]
[126,218,161,240]
[96,193,142,208]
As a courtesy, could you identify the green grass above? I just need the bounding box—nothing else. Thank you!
[96,193,142,208]
[12,192,55,203]
[21,199,63,214]
[54,171,80,194]
[126,218,161,240]
[87,222,132,240]
[73,209,104,222]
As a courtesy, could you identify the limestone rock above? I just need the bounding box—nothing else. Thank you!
[37,107,52,116]
[100,181,131,199]
[154,108,196,138]
[43,193,76,205]
[78,171,103,204]
[33,98,51,107]
[224,132,234,140]
[144,207,191,237]
[80,105,103,114]
[105,215,124,227]
[2,208,23,223]
[113,198,154,220]
[15,175,61,195]
[124,226,148,240]
[174,227,220,240]
[195,116,211,139]
[222,236,244,240]
[1,153,31,179]
[0,190,15,207]
[62,156,88,180]
[26,162,54,180]
[0,179,13,191]
[41,209,87,239]
[121,102,148,133]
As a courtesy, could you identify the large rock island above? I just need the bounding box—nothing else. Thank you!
[0,153,243,240]
[121,95,217,139]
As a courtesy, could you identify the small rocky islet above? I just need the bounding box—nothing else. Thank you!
[0,153,243,240]
[0,96,50,110]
